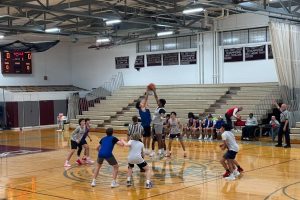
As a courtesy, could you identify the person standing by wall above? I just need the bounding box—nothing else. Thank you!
[273,101,291,148]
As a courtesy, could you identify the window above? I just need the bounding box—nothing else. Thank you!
[191,35,197,48]
[150,39,163,51]
[163,37,176,50]
[249,28,266,43]
[138,40,150,52]
[177,36,191,49]
[137,35,197,52]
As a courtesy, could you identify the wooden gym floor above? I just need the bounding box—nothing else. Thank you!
[1,128,300,200]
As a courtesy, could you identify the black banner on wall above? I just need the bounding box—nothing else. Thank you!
[134,55,145,68]
[115,56,129,69]
[147,54,162,66]
[268,45,273,59]
[224,48,243,62]
[180,51,197,65]
[245,45,266,61]
[163,53,179,66]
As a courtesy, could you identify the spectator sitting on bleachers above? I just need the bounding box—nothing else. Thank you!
[269,116,280,142]
[242,113,258,140]
[192,116,201,139]
[183,112,194,139]
[214,116,225,139]
[204,114,214,140]
[234,114,246,130]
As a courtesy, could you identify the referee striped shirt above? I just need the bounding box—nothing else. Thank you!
[128,123,144,136]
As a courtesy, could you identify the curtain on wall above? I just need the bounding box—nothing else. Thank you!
[269,22,300,127]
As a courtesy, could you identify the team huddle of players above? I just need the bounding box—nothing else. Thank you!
[64,84,243,189]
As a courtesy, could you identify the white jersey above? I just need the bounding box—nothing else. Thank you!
[127,140,144,164]
[152,107,166,125]
[221,131,239,152]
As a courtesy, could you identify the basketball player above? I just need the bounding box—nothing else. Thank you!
[64,118,86,167]
[152,88,166,157]
[165,112,186,157]
[91,128,124,187]
[135,89,152,154]
[225,106,243,129]
[150,114,168,157]
[77,118,94,164]
[123,132,153,189]
[219,124,241,181]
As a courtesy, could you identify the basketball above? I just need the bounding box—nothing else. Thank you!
[147,83,156,91]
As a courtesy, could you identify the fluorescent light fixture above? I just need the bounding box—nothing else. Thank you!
[96,38,110,43]
[183,7,204,14]
[157,31,174,37]
[45,27,60,33]
[156,24,173,28]
[105,19,121,25]
[0,35,4,39]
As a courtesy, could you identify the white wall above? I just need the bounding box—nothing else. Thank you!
[71,43,200,89]
[0,42,72,86]
[3,90,79,101]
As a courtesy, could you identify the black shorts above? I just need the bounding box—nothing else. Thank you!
[223,150,238,160]
[71,140,80,149]
[79,139,87,146]
[143,126,151,137]
[128,161,147,169]
[170,133,181,139]
[97,155,118,165]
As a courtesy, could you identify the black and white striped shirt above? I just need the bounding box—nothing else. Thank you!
[128,123,144,136]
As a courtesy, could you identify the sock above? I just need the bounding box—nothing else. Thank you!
[146,180,151,184]
[127,177,131,181]
[92,178,96,182]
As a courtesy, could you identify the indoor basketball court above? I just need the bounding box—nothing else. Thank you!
[0,0,300,200]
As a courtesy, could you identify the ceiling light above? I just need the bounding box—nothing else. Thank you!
[0,35,4,39]
[105,19,121,26]
[45,27,60,33]
[183,8,204,14]
[157,31,174,37]
[156,24,173,28]
[96,38,110,43]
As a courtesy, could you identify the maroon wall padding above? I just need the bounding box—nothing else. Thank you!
[39,100,54,125]
[6,102,18,127]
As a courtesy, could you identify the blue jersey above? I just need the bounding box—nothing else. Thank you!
[139,108,151,127]
[215,120,225,129]
[98,136,119,158]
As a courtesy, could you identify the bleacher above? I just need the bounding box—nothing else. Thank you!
[70,83,281,134]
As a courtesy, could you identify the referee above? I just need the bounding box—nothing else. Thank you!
[128,116,144,140]
[273,101,291,148]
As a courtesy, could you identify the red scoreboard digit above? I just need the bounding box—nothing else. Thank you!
[1,51,32,74]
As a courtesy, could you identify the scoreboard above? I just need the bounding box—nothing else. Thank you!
[1,51,32,74]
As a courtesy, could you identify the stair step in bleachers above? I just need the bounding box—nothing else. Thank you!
[76,115,111,120]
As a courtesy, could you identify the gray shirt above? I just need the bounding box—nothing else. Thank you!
[280,110,289,123]
[152,107,166,125]
[71,126,86,142]
[221,131,239,152]
[127,140,144,164]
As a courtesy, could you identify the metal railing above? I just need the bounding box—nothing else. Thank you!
[67,72,124,121]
